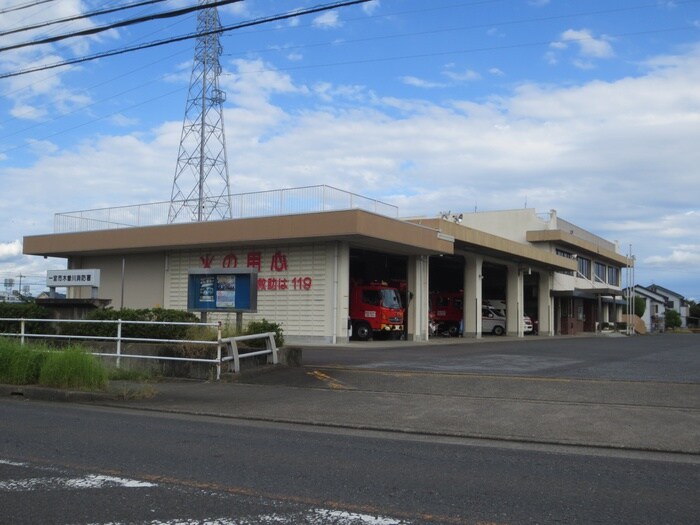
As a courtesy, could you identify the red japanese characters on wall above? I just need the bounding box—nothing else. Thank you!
[199,250,312,292]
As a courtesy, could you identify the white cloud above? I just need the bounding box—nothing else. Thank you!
[645,245,700,267]
[560,29,614,58]
[362,1,381,15]
[313,11,342,29]
[443,69,481,82]
[549,29,615,67]
[109,114,140,127]
[26,139,59,156]
[0,241,22,259]
[10,103,47,121]
[400,76,446,88]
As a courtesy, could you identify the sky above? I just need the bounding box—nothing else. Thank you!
[1,0,699,301]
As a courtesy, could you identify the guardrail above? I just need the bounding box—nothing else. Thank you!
[221,333,279,374]
[0,317,273,380]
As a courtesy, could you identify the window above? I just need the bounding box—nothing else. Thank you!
[607,266,619,286]
[362,290,380,306]
[594,262,607,282]
[578,257,591,279]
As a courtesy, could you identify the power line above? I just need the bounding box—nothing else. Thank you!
[222,1,700,60]
[1,0,692,157]
[220,24,698,77]
[0,0,244,53]
[0,0,56,16]
[0,0,372,80]
[0,0,171,38]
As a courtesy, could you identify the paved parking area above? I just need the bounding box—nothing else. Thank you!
[302,333,700,383]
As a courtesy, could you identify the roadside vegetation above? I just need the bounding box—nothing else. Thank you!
[0,339,107,390]
[1,305,286,388]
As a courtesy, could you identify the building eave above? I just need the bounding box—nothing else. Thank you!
[408,218,577,272]
[23,209,455,259]
[526,229,631,266]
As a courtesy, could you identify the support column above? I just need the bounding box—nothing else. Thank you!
[506,263,524,337]
[463,254,483,338]
[407,255,430,341]
[538,271,554,336]
[332,242,350,343]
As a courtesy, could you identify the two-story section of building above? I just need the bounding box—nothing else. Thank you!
[456,208,631,335]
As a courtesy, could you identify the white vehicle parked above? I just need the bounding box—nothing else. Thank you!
[482,300,534,335]
[482,305,507,335]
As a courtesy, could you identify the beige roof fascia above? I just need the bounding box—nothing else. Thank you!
[408,218,577,272]
[23,209,454,258]
[526,230,631,266]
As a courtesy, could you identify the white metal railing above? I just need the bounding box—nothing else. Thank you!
[54,185,399,233]
[221,333,278,374]
[0,318,276,380]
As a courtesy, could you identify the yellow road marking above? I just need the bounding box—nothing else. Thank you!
[307,369,350,390]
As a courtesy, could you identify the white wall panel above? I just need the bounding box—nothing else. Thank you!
[166,243,332,338]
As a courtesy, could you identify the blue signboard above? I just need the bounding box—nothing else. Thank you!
[188,269,257,312]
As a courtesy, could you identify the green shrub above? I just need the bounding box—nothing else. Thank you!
[0,338,48,384]
[665,309,682,330]
[64,308,199,340]
[0,303,53,335]
[38,346,107,391]
[245,319,284,348]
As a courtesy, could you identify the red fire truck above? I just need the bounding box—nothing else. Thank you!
[429,292,534,336]
[429,291,463,336]
[350,281,405,340]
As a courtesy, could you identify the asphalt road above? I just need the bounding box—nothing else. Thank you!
[1,399,698,525]
[1,333,699,524]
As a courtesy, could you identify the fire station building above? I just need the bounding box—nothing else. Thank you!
[22,186,631,344]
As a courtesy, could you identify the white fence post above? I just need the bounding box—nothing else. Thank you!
[216,321,222,380]
[21,318,26,346]
[268,333,279,365]
[116,319,122,369]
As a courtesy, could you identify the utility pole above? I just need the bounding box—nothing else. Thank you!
[168,0,232,223]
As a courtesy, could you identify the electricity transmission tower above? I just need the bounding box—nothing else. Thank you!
[169,0,231,223]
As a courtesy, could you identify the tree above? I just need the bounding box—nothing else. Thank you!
[665,309,681,330]
[689,301,699,328]
[633,296,646,317]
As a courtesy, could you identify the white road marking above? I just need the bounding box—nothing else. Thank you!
[3,458,409,524]
[0,473,157,491]
[88,509,411,525]
[0,459,28,467]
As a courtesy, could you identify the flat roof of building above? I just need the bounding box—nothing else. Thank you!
[24,210,578,272]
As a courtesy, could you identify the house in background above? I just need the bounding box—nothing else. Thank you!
[628,285,667,333]
[646,284,690,328]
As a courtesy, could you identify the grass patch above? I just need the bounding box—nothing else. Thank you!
[0,338,48,385]
[37,346,108,391]
[106,367,156,381]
